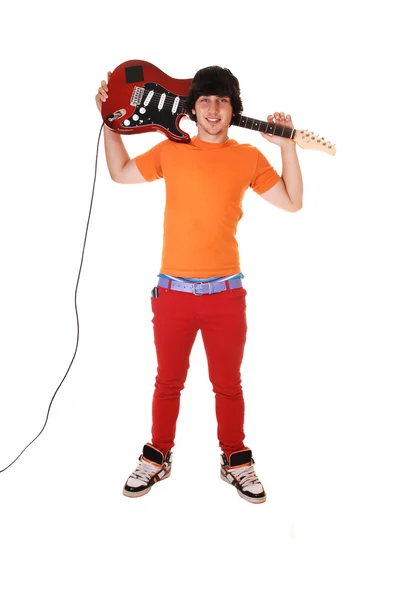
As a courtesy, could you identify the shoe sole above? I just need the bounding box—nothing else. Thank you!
[122,470,171,498]
[221,473,266,504]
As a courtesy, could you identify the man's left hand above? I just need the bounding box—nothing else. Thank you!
[261,112,295,148]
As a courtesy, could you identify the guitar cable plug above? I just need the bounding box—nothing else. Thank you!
[105,109,126,121]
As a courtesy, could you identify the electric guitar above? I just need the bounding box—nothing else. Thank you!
[102,59,336,156]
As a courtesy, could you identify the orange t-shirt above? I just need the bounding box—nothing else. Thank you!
[135,136,280,278]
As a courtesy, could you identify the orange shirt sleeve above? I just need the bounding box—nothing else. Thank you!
[250,149,280,195]
[134,141,167,182]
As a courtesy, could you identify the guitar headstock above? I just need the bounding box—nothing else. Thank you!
[294,129,336,156]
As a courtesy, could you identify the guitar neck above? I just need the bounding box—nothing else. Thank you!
[178,104,335,155]
[230,114,295,139]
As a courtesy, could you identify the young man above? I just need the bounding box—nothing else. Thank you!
[95,66,303,504]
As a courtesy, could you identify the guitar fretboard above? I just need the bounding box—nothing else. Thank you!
[231,114,295,139]
[177,101,295,139]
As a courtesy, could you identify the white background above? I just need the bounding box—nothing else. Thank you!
[0,1,397,598]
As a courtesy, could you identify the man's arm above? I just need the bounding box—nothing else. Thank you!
[103,127,147,184]
[260,112,303,213]
[96,74,147,184]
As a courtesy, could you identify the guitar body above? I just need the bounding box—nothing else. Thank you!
[101,59,193,142]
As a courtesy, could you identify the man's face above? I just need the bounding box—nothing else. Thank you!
[192,95,233,141]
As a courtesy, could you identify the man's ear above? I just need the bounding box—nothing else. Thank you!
[192,109,196,115]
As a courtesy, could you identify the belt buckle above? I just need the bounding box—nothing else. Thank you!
[192,283,203,296]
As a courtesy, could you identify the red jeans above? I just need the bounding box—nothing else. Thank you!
[150,281,248,457]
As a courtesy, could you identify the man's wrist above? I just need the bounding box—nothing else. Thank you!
[281,141,297,154]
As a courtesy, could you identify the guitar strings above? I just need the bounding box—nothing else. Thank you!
[128,89,294,135]
[132,89,334,145]
[115,87,335,145]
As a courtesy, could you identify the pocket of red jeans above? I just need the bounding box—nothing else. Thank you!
[230,287,247,297]
[151,286,166,310]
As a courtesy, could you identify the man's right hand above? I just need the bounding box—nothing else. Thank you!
[95,72,111,113]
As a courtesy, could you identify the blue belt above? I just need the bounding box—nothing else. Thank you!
[158,277,243,296]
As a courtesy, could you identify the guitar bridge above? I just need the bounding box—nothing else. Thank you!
[130,86,145,107]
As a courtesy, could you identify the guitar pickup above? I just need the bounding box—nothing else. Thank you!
[172,97,180,114]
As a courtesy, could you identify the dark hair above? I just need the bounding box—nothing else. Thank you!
[184,66,243,123]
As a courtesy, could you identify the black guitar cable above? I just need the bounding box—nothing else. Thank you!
[0,119,109,474]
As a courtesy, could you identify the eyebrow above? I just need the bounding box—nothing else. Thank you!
[199,95,230,99]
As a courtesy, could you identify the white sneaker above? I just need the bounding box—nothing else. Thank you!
[220,449,266,504]
[123,444,172,498]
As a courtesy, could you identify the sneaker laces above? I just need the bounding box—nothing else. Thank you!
[130,459,160,484]
[228,464,261,490]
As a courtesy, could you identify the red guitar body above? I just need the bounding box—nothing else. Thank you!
[102,59,193,142]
